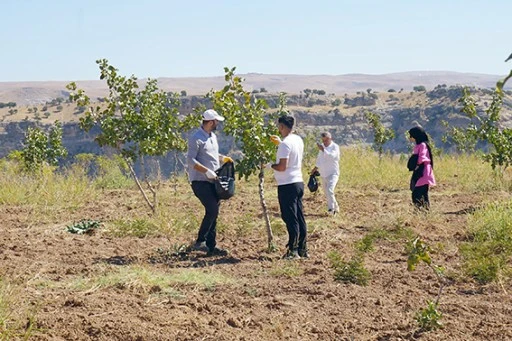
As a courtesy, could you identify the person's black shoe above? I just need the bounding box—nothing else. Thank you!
[282,249,300,260]
[190,241,208,252]
[206,247,229,257]
[298,249,309,258]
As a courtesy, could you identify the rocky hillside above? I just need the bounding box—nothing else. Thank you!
[1,85,511,170]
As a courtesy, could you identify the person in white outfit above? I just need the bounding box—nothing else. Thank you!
[310,132,340,215]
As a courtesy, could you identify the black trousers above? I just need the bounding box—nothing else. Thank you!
[277,182,307,252]
[191,181,220,249]
[412,185,429,210]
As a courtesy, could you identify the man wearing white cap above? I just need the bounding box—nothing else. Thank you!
[187,109,233,256]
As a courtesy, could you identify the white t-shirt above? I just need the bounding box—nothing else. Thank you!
[315,142,340,177]
[274,134,304,186]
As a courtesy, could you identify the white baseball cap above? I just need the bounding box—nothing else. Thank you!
[202,109,225,121]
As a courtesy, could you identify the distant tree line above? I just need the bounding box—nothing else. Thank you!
[303,88,326,97]
[0,102,17,108]
[45,97,66,106]
[251,88,268,94]
[413,85,426,92]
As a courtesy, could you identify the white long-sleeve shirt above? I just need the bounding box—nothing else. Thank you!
[315,142,340,177]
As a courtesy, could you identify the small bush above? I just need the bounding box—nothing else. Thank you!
[331,98,342,106]
[328,251,371,286]
[415,300,443,331]
[355,235,374,253]
[67,219,101,235]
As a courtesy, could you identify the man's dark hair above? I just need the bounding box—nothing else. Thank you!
[278,115,295,129]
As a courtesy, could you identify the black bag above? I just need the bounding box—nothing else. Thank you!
[407,154,424,191]
[307,170,320,192]
[215,162,235,200]
[407,154,418,171]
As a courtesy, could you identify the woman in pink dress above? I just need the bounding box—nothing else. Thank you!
[407,127,436,210]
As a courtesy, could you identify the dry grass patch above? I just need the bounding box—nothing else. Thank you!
[0,277,39,339]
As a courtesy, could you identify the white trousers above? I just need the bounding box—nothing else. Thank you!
[321,174,339,212]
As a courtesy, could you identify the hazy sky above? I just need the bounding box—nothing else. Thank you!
[1,0,510,81]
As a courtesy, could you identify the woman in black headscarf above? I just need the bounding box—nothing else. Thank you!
[407,126,436,209]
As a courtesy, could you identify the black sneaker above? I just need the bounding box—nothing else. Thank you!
[282,249,300,260]
[190,241,208,252]
[206,247,229,257]
[298,249,309,258]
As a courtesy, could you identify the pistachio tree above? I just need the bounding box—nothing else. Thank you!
[67,59,199,213]
[444,68,512,171]
[407,237,446,331]
[20,121,67,172]
[209,67,280,250]
[364,111,395,159]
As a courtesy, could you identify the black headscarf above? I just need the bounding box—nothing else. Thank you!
[408,126,434,169]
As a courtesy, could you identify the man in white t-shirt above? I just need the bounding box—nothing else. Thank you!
[267,115,308,259]
[311,132,340,215]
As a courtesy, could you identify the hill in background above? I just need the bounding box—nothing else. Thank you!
[1,80,511,168]
[0,71,510,105]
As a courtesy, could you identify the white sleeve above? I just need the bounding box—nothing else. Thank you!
[323,144,339,160]
[276,141,291,159]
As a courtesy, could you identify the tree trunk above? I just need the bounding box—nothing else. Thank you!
[125,158,156,214]
[172,151,179,195]
[258,167,274,250]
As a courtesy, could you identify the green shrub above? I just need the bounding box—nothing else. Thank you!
[355,235,374,253]
[67,219,101,234]
[415,300,443,331]
[328,251,371,286]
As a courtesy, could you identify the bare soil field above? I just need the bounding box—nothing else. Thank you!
[1,177,511,341]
